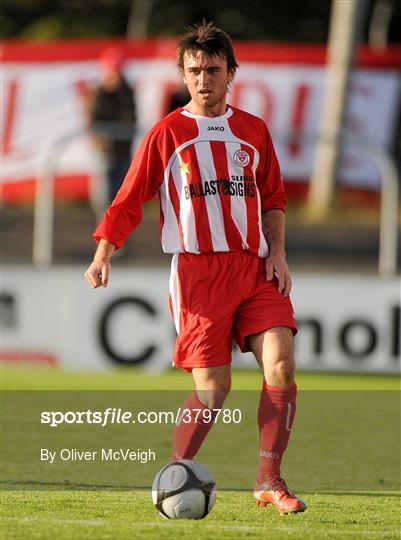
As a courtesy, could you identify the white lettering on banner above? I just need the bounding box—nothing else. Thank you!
[1,60,400,189]
[1,266,400,374]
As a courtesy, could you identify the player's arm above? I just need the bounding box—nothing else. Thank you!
[84,125,164,289]
[255,120,291,296]
[84,238,115,288]
[262,209,292,297]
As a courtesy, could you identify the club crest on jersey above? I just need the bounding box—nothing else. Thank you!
[233,149,250,167]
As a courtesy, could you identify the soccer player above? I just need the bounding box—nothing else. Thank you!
[84,22,307,514]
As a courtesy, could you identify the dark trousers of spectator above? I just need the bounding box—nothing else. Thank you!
[106,153,132,203]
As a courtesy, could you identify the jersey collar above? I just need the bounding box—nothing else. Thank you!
[180,106,233,120]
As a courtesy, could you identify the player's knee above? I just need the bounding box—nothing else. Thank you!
[197,386,230,410]
[272,356,295,387]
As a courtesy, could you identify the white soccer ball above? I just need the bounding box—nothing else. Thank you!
[151,460,216,519]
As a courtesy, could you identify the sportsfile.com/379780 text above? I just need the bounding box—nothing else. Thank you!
[40,407,242,427]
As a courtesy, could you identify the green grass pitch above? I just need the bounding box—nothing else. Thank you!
[2,366,400,539]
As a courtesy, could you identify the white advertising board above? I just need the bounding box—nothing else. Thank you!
[1,266,400,374]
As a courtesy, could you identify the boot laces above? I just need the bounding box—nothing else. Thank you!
[265,476,291,494]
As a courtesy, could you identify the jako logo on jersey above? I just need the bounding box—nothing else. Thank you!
[260,450,280,459]
[233,149,250,167]
[207,126,224,131]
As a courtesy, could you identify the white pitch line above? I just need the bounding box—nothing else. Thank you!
[3,516,397,537]
[3,517,105,527]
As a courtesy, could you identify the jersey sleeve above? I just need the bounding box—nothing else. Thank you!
[255,122,286,213]
[93,126,164,249]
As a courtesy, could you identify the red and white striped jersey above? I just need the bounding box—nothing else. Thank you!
[93,106,286,257]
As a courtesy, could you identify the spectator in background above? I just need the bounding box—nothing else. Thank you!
[166,83,191,114]
[90,47,136,204]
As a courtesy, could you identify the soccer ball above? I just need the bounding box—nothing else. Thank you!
[152,460,216,519]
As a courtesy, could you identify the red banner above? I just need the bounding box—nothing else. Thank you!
[1,39,400,203]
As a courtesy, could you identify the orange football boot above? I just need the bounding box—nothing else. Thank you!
[254,476,307,514]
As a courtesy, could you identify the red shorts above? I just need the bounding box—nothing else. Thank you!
[168,251,297,371]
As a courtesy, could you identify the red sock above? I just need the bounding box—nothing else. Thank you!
[257,382,297,482]
[171,391,218,461]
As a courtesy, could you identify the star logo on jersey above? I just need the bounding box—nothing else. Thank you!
[233,149,250,167]
[179,159,190,175]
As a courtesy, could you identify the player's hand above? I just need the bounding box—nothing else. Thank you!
[84,259,111,289]
[265,250,292,297]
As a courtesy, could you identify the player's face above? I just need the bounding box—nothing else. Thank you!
[182,51,234,117]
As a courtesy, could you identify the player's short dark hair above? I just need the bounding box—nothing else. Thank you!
[177,21,239,75]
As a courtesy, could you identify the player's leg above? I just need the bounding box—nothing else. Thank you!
[250,325,295,387]
[192,364,232,409]
[250,327,296,478]
[169,253,238,461]
[171,364,231,461]
[249,327,306,513]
